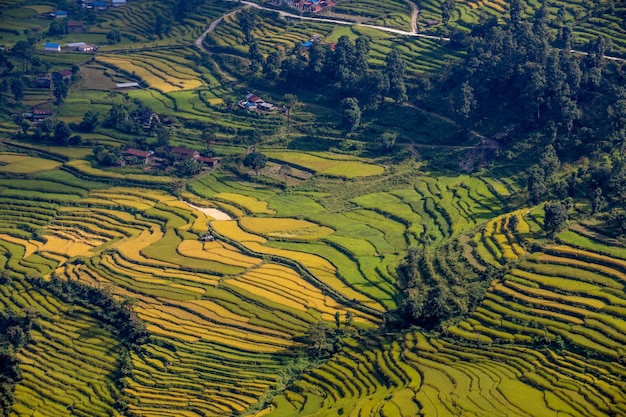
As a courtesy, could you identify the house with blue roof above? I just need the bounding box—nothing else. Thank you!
[49,10,68,19]
[44,43,61,52]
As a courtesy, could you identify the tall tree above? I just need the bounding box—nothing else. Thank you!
[155,127,171,148]
[543,201,568,236]
[539,144,561,179]
[11,41,34,72]
[79,111,99,132]
[456,81,476,123]
[385,48,407,103]
[248,40,263,73]
[509,0,523,28]
[263,51,281,82]
[528,165,547,204]
[283,94,298,138]
[441,0,456,27]
[340,97,361,131]
[10,78,24,103]
[243,151,267,174]
[239,8,258,44]
[54,121,72,145]
[53,79,69,108]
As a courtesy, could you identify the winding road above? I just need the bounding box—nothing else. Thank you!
[194,0,448,50]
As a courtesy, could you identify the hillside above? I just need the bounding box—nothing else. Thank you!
[0,0,626,416]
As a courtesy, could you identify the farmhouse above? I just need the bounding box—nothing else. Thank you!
[32,74,52,89]
[238,92,276,112]
[29,109,53,121]
[112,0,126,7]
[125,148,154,164]
[136,110,161,129]
[77,44,95,52]
[44,43,61,52]
[49,10,68,18]
[196,156,220,167]
[171,147,199,159]
[82,1,107,10]
[54,69,73,81]
[66,21,84,33]
[168,147,220,167]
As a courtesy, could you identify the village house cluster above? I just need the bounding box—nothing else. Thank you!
[43,0,127,52]
[238,92,275,112]
[29,68,74,92]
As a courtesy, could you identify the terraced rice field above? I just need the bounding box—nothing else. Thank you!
[265,207,626,416]
[1,149,626,416]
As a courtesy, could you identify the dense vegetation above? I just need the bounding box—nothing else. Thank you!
[0,0,625,415]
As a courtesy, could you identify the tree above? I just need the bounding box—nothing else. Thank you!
[238,8,257,44]
[334,311,341,329]
[441,0,456,27]
[592,187,605,214]
[332,35,357,92]
[385,48,407,103]
[154,15,172,38]
[359,70,389,109]
[539,144,561,180]
[340,97,361,131]
[202,128,216,147]
[509,0,523,28]
[79,111,99,132]
[47,20,65,36]
[528,165,547,204]
[243,151,267,174]
[54,121,72,145]
[104,103,128,129]
[53,79,69,108]
[380,132,397,152]
[10,78,24,103]
[19,119,30,136]
[345,311,354,327]
[283,93,297,138]
[0,79,8,104]
[543,201,568,236]
[40,118,54,138]
[155,127,171,148]
[248,41,263,73]
[93,145,120,166]
[456,81,476,123]
[263,51,281,82]
[11,40,34,72]
[302,321,341,358]
[106,29,121,44]
[177,158,203,177]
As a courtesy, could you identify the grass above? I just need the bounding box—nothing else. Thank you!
[265,151,385,178]
[0,153,61,173]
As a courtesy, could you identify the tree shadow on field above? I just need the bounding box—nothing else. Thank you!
[287,136,334,152]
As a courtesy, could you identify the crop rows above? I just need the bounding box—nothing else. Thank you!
[92,0,232,48]
[0,264,122,417]
[0,164,389,415]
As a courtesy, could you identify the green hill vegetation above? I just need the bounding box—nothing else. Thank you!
[0,0,625,415]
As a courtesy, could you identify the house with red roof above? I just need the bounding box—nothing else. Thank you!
[67,21,84,33]
[125,148,154,164]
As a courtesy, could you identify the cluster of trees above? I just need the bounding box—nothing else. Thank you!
[443,5,601,134]
[13,114,86,146]
[0,310,33,417]
[398,242,493,330]
[242,14,407,109]
[33,273,149,348]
